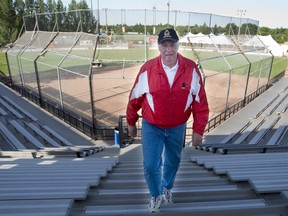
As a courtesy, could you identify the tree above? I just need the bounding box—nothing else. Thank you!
[24,0,34,15]
[14,0,25,37]
[47,0,56,12]
[56,0,65,12]
[56,0,68,31]
[259,27,270,35]
[1,3,288,47]
[44,0,57,31]
[0,0,17,46]
[77,0,96,33]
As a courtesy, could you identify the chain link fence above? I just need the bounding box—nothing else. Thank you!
[4,8,275,141]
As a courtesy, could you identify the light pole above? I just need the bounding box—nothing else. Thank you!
[153,6,156,35]
[103,8,108,43]
[173,10,178,30]
[96,0,100,34]
[167,1,170,24]
[237,9,246,39]
[121,9,126,33]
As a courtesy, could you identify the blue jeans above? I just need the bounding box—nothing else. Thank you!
[141,119,186,197]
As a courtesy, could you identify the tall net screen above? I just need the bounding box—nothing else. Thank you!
[6,9,273,136]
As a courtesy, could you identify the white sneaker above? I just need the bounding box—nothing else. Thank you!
[162,188,174,204]
[148,196,162,213]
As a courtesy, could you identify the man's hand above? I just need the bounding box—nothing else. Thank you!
[192,133,203,146]
[128,125,137,137]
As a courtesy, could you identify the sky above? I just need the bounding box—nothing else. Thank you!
[61,0,288,28]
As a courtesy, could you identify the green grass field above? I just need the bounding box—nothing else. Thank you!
[1,49,287,78]
[0,51,9,74]
[271,57,288,77]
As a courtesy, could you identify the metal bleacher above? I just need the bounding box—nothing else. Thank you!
[1,75,288,216]
[67,77,288,215]
[202,77,288,155]
[0,91,105,157]
[0,83,120,216]
[42,125,74,146]
[24,122,62,147]
[0,155,119,216]
[9,119,46,149]
[190,152,288,193]
[0,120,26,150]
[2,95,38,121]
[204,77,288,145]
[0,98,24,119]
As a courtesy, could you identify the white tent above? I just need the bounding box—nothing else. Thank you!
[179,32,233,46]
[243,35,285,57]
[209,34,234,45]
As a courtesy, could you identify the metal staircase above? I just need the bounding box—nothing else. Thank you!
[69,145,288,216]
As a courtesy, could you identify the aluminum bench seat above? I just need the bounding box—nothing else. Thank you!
[97,184,238,196]
[213,161,288,175]
[0,157,118,167]
[247,114,280,145]
[0,107,8,116]
[233,117,265,144]
[0,121,26,150]
[0,184,90,200]
[281,191,288,199]
[275,98,288,113]
[0,176,101,187]
[0,168,108,180]
[266,112,288,145]
[217,145,288,155]
[227,169,288,182]
[0,199,73,216]
[0,179,101,187]
[209,158,288,170]
[3,95,38,121]
[249,179,288,193]
[261,92,288,116]
[204,77,288,144]
[0,150,36,158]
[42,125,74,146]
[36,148,90,158]
[9,120,45,149]
[84,199,267,215]
[25,122,61,147]
[36,146,104,158]
[0,98,23,119]
[190,152,288,165]
[198,143,288,154]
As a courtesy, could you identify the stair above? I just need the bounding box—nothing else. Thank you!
[68,145,288,216]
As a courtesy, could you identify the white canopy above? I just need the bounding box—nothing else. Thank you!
[179,32,233,45]
[243,35,285,56]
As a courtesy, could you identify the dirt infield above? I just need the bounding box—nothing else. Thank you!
[40,64,264,126]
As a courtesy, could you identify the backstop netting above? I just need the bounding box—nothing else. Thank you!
[5,9,273,139]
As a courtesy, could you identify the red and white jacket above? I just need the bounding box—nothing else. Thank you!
[126,54,209,135]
